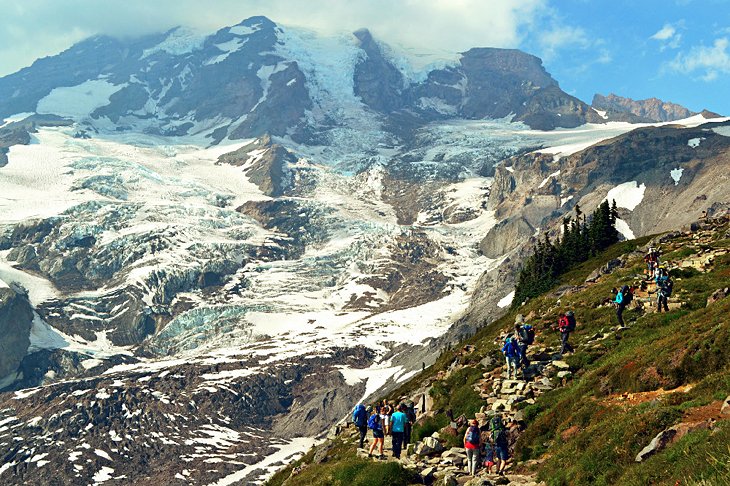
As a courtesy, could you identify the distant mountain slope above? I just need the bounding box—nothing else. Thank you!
[592,92,714,122]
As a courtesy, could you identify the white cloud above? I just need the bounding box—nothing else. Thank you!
[538,25,591,61]
[0,0,550,76]
[650,22,683,50]
[651,24,676,41]
[669,37,730,81]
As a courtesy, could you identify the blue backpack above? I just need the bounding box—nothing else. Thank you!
[353,404,367,427]
[466,425,480,445]
[367,414,380,430]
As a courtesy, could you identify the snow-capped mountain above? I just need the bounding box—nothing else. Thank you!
[0,15,729,485]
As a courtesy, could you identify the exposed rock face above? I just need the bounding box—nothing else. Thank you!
[217,135,296,196]
[0,287,33,381]
[412,48,604,130]
[480,217,534,259]
[592,93,696,122]
[353,28,406,113]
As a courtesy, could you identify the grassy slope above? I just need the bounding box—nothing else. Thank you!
[268,225,730,486]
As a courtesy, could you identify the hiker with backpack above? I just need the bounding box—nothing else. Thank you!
[614,285,633,326]
[352,403,368,449]
[367,407,385,459]
[403,400,417,446]
[501,336,519,380]
[656,268,673,312]
[644,248,660,278]
[390,403,408,459]
[514,323,535,369]
[463,419,482,476]
[489,414,509,476]
[557,311,576,354]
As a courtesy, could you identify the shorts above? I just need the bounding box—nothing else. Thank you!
[495,443,509,461]
[373,429,384,439]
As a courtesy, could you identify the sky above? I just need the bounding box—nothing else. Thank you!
[1,0,729,114]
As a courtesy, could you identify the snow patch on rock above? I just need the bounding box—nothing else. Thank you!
[614,218,635,240]
[687,137,704,148]
[497,291,515,308]
[605,181,646,211]
[37,79,126,119]
[671,168,684,185]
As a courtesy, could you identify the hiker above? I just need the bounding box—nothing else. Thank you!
[464,419,482,476]
[656,268,673,312]
[644,248,660,277]
[390,404,408,459]
[490,414,509,476]
[614,285,633,326]
[557,311,576,354]
[367,407,384,458]
[501,336,519,380]
[483,442,496,475]
[380,400,390,435]
[403,400,417,446]
[352,403,368,449]
[514,323,535,369]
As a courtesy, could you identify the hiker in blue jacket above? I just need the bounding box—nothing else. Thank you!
[501,337,519,380]
[352,403,368,449]
[614,285,632,326]
[655,268,672,312]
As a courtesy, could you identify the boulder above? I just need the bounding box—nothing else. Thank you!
[420,466,436,480]
[636,421,712,462]
[552,360,570,370]
[465,478,495,486]
[416,437,445,456]
[707,287,729,306]
[557,371,573,379]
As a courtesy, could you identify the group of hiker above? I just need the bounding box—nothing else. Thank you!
[500,320,535,380]
[349,244,680,478]
[614,247,675,324]
[352,400,417,460]
[463,415,510,476]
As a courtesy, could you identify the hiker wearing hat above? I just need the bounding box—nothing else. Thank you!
[463,419,482,476]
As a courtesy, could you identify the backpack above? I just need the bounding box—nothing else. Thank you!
[466,425,480,445]
[566,312,577,332]
[558,315,569,332]
[367,414,380,430]
[353,405,367,427]
[523,325,535,345]
[621,286,634,305]
[405,402,417,423]
[490,416,505,443]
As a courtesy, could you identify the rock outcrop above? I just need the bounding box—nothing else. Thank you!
[592,93,696,122]
[0,287,33,382]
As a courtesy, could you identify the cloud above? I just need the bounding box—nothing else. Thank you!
[669,37,730,81]
[650,22,683,50]
[651,24,677,41]
[538,25,592,61]
[0,0,550,76]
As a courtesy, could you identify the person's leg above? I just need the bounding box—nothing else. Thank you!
[662,295,669,312]
[359,426,367,448]
[560,332,568,353]
[369,434,377,455]
[473,449,480,475]
[617,305,624,325]
[404,422,411,446]
[393,431,404,458]
[378,438,384,456]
